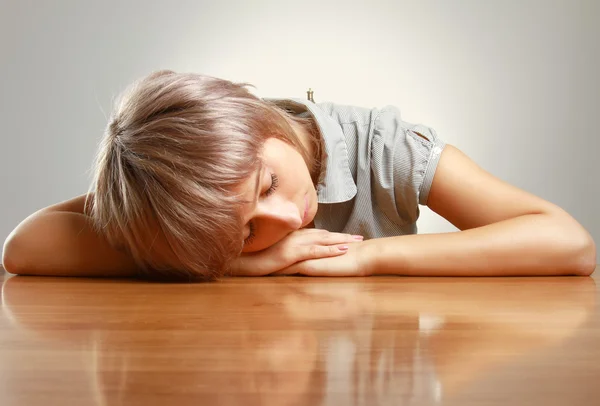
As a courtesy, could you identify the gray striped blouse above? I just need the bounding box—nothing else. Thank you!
[270,98,446,239]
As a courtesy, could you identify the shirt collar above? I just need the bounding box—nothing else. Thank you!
[265,98,357,204]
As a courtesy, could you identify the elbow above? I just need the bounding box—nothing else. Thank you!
[2,235,18,274]
[2,234,25,275]
[579,236,597,276]
[570,229,596,276]
[2,233,37,276]
[547,211,596,276]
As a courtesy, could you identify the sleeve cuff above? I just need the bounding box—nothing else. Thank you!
[418,132,446,206]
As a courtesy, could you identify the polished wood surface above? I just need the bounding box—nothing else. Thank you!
[0,269,598,406]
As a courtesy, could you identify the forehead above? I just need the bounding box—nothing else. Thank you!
[234,161,262,196]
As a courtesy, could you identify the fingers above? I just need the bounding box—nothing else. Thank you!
[303,243,350,259]
[285,231,363,262]
[293,229,363,244]
[245,229,365,276]
[320,232,363,245]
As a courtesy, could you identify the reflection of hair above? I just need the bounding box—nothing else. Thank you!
[87,70,321,280]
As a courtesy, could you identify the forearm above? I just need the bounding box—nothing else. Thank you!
[369,213,596,276]
[2,211,137,277]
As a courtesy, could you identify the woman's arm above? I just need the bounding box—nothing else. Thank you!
[2,195,137,277]
[278,145,596,277]
[371,145,596,276]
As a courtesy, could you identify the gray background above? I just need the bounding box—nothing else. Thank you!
[1,0,598,256]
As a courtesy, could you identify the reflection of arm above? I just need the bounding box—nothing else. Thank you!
[283,278,595,330]
[374,278,596,396]
[374,277,596,328]
[424,279,593,396]
[284,279,596,400]
[2,194,137,277]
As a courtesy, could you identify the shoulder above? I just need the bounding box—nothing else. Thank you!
[316,102,378,127]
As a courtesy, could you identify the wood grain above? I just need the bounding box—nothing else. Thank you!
[1,268,598,406]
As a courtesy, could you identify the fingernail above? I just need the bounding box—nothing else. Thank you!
[338,245,349,251]
[353,235,364,240]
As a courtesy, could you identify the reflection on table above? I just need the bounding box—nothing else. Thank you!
[0,275,597,406]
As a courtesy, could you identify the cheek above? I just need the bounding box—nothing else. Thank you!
[309,187,319,217]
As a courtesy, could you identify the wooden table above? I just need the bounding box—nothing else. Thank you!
[1,269,598,405]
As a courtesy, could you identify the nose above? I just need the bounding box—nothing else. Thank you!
[255,196,302,230]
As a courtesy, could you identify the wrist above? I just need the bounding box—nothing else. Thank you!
[361,237,406,276]
[359,238,382,276]
[229,252,266,276]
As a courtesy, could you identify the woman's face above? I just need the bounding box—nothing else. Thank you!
[239,137,318,253]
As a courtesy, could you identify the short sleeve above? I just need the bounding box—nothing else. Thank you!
[372,106,446,221]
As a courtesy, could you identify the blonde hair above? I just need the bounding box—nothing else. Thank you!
[88,70,321,281]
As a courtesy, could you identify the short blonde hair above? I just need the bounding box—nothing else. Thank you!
[88,70,320,281]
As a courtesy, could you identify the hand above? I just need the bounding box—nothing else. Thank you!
[229,229,363,276]
[273,240,371,277]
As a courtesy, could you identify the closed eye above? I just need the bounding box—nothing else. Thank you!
[243,173,279,246]
[243,222,256,246]
[264,173,279,196]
